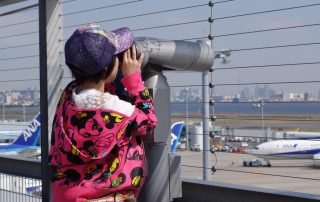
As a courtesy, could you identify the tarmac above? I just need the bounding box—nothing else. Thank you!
[177,150,320,196]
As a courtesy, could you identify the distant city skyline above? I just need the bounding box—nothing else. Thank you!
[170,85,320,103]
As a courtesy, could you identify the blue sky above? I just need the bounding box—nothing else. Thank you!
[0,0,320,96]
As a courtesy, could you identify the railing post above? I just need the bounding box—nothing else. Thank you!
[39,0,50,201]
[39,0,64,201]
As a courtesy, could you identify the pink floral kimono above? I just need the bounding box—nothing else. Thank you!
[49,73,157,201]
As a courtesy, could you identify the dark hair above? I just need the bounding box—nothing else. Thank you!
[67,57,115,85]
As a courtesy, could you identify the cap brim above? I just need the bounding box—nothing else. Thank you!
[111,27,134,54]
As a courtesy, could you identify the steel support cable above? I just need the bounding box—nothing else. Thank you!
[0,31,38,40]
[216,169,320,181]
[0,90,39,93]
[171,100,320,104]
[181,165,320,181]
[170,80,320,88]
[178,36,207,41]
[218,117,320,122]
[0,78,38,83]
[132,19,207,32]
[0,67,38,72]
[64,3,208,29]
[0,123,29,126]
[0,90,39,92]
[0,114,40,118]
[62,0,143,16]
[0,19,38,30]
[0,43,39,50]
[214,23,320,38]
[184,132,320,141]
[63,0,234,29]
[171,115,320,122]
[0,55,38,61]
[215,61,320,71]
[215,3,320,21]
[226,42,320,53]
[215,80,320,87]
[61,0,77,4]
[0,3,38,17]
[197,148,320,161]
[199,150,320,160]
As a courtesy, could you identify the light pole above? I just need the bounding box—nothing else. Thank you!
[254,100,265,138]
[2,103,4,122]
[22,103,26,121]
[185,87,189,150]
[226,121,230,146]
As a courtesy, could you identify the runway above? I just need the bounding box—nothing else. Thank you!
[177,150,320,196]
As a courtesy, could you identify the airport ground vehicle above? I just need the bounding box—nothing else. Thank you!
[243,159,271,167]
[190,144,200,152]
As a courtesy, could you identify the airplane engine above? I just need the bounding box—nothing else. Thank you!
[134,37,214,72]
[313,153,320,167]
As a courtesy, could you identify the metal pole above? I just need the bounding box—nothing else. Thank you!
[261,100,265,140]
[185,87,189,150]
[226,121,229,146]
[202,71,211,181]
[139,66,171,202]
[39,0,50,201]
[22,104,25,121]
[205,0,214,181]
[2,103,4,122]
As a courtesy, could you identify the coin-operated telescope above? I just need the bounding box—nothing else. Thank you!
[135,37,214,71]
[134,37,214,202]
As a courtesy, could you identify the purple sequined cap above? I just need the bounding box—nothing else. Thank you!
[112,27,134,54]
[65,24,133,76]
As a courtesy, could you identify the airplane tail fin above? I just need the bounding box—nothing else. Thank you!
[11,113,41,146]
[171,122,185,155]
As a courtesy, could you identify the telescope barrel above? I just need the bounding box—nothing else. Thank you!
[134,37,214,72]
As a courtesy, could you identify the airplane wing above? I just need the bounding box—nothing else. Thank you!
[17,147,41,158]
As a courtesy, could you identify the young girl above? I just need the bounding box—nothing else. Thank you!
[49,24,157,202]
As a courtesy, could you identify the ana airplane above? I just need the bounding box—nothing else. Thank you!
[0,113,41,158]
[248,139,320,167]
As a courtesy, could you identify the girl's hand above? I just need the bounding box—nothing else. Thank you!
[120,45,144,77]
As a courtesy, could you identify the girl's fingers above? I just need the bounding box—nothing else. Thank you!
[138,52,144,65]
[131,46,136,60]
[127,48,131,60]
[123,50,128,62]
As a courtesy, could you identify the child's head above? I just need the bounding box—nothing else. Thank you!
[65,24,133,84]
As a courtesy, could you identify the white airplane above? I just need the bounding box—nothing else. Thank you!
[0,113,41,158]
[248,139,320,167]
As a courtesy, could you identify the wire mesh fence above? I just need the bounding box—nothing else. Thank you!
[0,173,41,202]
